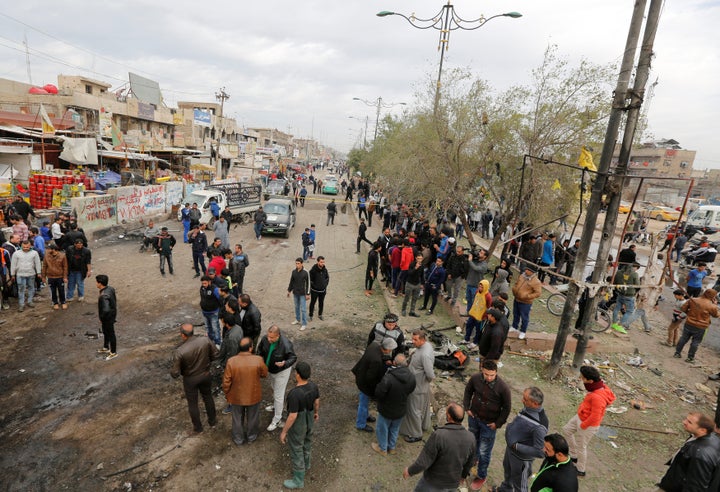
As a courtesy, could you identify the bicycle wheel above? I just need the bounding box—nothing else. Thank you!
[546,293,566,316]
[590,308,612,333]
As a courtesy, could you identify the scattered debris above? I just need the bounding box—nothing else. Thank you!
[627,356,644,367]
[606,406,628,414]
[614,381,633,392]
[695,383,713,395]
[630,399,655,410]
[507,350,546,360]
[97,463,104,470]
[603,423,678,435]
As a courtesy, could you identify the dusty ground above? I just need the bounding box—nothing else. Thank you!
[0,197,718,492]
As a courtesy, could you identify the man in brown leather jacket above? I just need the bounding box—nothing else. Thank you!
[674,288,720,363]
[222,337,268,445]
[171,324,219,434]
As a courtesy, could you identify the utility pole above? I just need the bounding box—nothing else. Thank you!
[214,87,230,177]
[548,0,662,377]
[23,33,32,85]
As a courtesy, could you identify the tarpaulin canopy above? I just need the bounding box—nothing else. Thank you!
[59,137,98,165]
[93,170,121,190]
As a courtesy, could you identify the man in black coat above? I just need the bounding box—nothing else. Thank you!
[478,309,509,363]
[372,354,416,455]
[308,256,329,321]
[239,294,262,349]
[351,337,396,433]
[658,412,720,492]
[96,274,117,360]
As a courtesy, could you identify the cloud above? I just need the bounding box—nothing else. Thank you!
[0,0,717,167]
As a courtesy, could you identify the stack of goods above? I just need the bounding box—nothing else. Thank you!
[28,172,96,209]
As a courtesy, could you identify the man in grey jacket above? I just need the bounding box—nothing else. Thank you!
[10,240,41,312]
[403,402,475,490]
[401,329,435,443]
[497,387,549,492]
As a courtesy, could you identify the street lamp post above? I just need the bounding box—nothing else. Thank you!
[377,3,521,112]
[352,96,406,141]
[214,87,230,176]
[348,115,369,148]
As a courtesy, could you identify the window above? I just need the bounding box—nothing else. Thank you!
[85,84,92,94]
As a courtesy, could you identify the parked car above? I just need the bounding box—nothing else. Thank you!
[261,197,296,238]
[322,179,339,195]
[618,201,632,214]
[264,179,286,200]
[644,205,681,222]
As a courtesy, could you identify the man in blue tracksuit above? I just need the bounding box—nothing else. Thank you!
[181,203,191,243]
[199,276,222,346]
[421,257,447,315]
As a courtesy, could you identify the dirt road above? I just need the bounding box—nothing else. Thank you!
[1,196,718,491]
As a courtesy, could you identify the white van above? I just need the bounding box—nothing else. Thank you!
[686,205,720,234]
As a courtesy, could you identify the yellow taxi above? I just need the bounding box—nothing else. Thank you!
[643,205,681,222]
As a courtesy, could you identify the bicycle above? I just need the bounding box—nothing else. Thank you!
[546,290,612,333]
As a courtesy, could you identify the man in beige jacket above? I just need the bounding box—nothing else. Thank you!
[510,265,543,340]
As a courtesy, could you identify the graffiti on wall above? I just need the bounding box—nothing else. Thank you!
[72,195,117,230]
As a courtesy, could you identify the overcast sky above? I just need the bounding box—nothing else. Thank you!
[1,1,718,168]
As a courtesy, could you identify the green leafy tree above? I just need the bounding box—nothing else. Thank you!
[369,45,614,254]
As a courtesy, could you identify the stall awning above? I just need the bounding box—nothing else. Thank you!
[98,149,159,162]
[190,163,215,172]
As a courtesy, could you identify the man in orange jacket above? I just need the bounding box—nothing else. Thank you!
[562,365,615,478]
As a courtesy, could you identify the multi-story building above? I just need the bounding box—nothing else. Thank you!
[615,139,696,205]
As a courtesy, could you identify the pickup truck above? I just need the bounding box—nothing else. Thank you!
[178,183,262,225]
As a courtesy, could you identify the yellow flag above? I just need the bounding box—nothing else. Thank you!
[578,146,597,172]
[552,179,561,191]
[39,104,55,134]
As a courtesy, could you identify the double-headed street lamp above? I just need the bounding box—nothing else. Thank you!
[377,2,521,111]
[353,96,406,141]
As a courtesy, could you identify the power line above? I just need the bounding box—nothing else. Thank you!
[0,14,215,97]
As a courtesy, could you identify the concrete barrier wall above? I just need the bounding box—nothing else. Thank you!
[72,182,197,233]
[165,181,184,208]
[71,194,117,231]
[110,185,167,223]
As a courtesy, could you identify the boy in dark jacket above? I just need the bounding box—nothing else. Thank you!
[421,257,447,315]
[96,274,118,360]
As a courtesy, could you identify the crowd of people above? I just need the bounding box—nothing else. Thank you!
[6,164,720,490]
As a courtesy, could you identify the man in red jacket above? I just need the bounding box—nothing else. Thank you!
[562,365,615,477]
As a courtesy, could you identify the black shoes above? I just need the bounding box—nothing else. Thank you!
[709,373,720,381]
[404,436,422,443]
[366,416,376,423]
[409,312,420,317]
[357,425,374,433]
